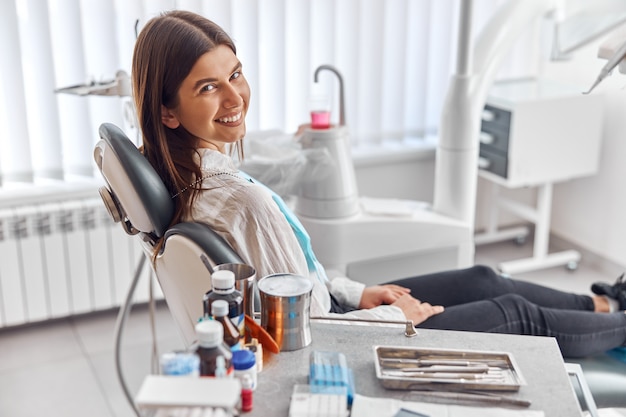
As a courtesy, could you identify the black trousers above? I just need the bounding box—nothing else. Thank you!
[332,265,626,358]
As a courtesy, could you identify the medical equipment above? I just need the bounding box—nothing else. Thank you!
[296,125,359,219]
[373,346,526,392]
[434,0,623,277]
[295,65,358,219]
[436,0,624,225]
[475,78,603,274]
[54,70,131,97]
[584,22,626,96]
[434,0,563,228]
[295,65,473,284]
[315,65,345,126]
[584,38,626,94]
[311,315,417,338]
[55,69,138,136]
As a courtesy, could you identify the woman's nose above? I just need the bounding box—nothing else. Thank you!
[222,84,243,108]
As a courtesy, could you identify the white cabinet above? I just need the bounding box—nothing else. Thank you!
[475,78,604,274]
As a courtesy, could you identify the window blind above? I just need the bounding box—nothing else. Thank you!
[0,0,536,189]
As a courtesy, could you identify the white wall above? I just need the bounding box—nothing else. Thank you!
[353,35,626,272]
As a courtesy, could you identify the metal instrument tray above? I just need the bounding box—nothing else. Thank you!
[373,345,525,392]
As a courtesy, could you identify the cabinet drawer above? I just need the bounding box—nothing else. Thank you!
[479,123,510,154]
[480,105,511,154]
[481,105,511,130]
[478,147,508,179]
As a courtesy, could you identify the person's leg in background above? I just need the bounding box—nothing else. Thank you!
[417,293,626,358]
[388,265,598,311]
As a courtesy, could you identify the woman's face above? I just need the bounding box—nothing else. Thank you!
[162,45,251,152]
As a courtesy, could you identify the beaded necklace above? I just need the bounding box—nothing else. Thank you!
[172,171,240,198]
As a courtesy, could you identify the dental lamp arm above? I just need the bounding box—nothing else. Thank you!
[472,0,559,109]
[434,0,558,224]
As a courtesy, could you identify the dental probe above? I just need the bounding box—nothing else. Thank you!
[310,315,418,337]
[584,38,626,94]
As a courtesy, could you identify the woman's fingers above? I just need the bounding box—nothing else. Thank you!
[392,294,444,325]
[380,284,410,301]
[382,284,411,294]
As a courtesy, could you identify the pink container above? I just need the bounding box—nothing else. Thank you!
[310,110,331,129]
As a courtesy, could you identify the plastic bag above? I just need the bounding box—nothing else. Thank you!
[239,130,334,198]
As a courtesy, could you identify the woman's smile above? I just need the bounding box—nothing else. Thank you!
[215,111,243,125]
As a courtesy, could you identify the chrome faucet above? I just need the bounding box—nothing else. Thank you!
[313,64,345,126]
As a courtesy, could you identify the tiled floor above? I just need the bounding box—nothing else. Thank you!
[0,237,625,416]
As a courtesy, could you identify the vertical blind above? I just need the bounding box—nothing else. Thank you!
[0,0,536,189]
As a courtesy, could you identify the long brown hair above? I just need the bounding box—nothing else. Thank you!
[132,10,239,229]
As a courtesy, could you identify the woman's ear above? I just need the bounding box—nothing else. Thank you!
[161,105,180,129]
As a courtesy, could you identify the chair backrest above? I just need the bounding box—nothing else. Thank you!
[94,123,174,238]
[94,122,243,347]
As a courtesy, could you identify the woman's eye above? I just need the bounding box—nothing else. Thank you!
[201,84,216,93]
[231,71,241,80]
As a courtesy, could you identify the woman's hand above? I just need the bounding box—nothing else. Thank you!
[391,294,444,326]
[294,123,310,138]
[358,284,411,309]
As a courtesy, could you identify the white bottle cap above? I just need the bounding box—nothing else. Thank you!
[211,299,229,317]
[195,320,223,347]
[211,270,235,293]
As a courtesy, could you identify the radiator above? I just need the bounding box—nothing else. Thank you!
[0,197,161,327]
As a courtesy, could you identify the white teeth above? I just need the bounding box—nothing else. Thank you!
[217,113,241,123]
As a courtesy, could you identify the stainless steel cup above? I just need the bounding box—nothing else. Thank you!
[257,273,313,351]
[212,263,257,318]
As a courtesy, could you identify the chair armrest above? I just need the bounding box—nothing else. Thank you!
[164,222,244,270]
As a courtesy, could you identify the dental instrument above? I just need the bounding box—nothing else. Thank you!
[54,69,131,97]
[584,38,626,94]
[310,315,418,337]
[407,390,532,408]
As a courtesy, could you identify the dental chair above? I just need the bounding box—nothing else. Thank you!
[94,122,244,415]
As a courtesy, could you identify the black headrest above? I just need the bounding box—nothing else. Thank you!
[95,123,174,237]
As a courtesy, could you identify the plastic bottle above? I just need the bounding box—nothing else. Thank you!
[240,374,254,412]
[214,355,227,378]
[212,299,242,351]
[204,270,245,340]
[195,320,233,377]
[232,349,257,390]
